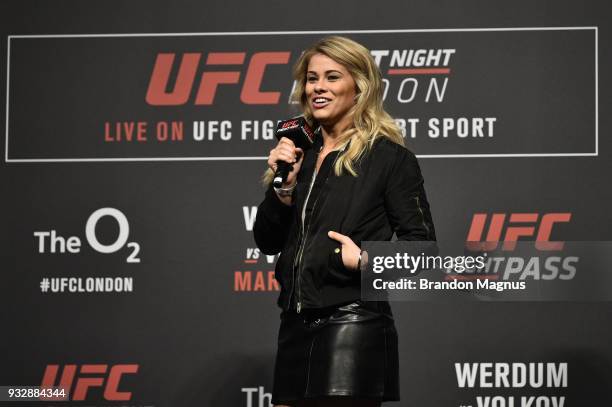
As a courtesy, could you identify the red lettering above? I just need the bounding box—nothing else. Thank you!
[195,72,240,105]
[146,51,290,105]
[235,271,252,291]
[466,213,505,251]
[282,120,298,129]
[241,52,291,104]
[72,365,107,401]
[156,121,184,141]
[536,213,572,250]
[234,271,280,291]
[502,213,538,250]
[206,52,245,65]
[466,212,571,252]
[254,272,266,291]
[104,122,148,142]
[268,271,279,291]
[146,53,201,105]
[40,364,138,401]
[194,52,245,105]
[104,364,139,401]
[41,364,76,390]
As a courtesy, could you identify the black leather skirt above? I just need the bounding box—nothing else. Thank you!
[272,300,400,404]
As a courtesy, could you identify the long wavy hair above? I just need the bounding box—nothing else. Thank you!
[262,35,404,185]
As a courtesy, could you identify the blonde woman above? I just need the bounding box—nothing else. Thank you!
[254,36,436,407]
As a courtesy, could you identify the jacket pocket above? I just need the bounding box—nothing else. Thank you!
[326,243,359,285]
[274,243,296,289]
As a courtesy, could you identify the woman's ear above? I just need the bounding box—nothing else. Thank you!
[353,83,361,101]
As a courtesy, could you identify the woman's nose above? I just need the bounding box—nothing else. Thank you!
[314,79,326,92]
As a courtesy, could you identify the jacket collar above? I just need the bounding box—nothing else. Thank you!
[312,126,352,154]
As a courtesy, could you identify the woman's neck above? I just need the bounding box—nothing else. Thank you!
[320,115,352,150]
[320,132,340,151]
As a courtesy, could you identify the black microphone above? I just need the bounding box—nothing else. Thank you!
[273,117,315,188]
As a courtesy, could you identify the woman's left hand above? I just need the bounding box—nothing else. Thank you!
[327,231,361,271]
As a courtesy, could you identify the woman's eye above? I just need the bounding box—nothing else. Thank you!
[327,75,339,80]
[307,77,317,82]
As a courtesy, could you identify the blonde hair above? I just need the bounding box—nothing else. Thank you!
[262,35,405,185]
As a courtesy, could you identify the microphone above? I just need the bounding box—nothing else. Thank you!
[273,117,315,188]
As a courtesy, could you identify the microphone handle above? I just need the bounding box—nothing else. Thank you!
[273,160,293,188]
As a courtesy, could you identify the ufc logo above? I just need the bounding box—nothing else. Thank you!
[41,364,138,401]
[466,213,571,251]
[281,120,299,129]
[146,51,291,106]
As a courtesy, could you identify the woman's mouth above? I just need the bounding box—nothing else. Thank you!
[312,97,331,109]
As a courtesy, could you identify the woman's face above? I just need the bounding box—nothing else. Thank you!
[305,53,357,128]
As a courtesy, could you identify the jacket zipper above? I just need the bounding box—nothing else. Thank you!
[414,195,431,239]
[290,168,318,313]
[287,220,301,311]
[292,149,343,313]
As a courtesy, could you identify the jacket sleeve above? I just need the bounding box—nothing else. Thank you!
[383,146,436,242]
[253,185,295,255]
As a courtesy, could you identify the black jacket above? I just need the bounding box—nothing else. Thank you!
[254,134,436,311]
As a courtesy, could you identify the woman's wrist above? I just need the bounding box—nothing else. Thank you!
[274,181,297,197]
[357,250,368,272]
[273,182,296,206]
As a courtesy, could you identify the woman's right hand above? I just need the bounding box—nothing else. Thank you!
[268,137,305,187]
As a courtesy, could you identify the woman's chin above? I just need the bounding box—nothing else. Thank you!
[313,112,335,125]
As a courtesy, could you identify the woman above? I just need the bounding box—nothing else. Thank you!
[254,36,436,407]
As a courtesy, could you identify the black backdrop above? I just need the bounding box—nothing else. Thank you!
[1,1,611,406]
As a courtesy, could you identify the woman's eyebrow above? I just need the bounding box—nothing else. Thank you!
[307,70,343,75]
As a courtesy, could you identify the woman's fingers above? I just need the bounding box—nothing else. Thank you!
[278,137,295,148]
[328,231,361,270]
[267,138,302,173]
[294,148,304,163]
[327,231,349,244]
[267,138,304,185]
[281,150,298,162]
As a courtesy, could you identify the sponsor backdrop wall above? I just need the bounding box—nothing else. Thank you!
[1,0,611,406]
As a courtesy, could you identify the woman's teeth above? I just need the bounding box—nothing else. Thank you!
[313,98,330,107]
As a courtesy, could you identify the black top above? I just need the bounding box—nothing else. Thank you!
[254,134,436,311]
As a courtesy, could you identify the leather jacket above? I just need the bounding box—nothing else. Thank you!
[254,134,436,312]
